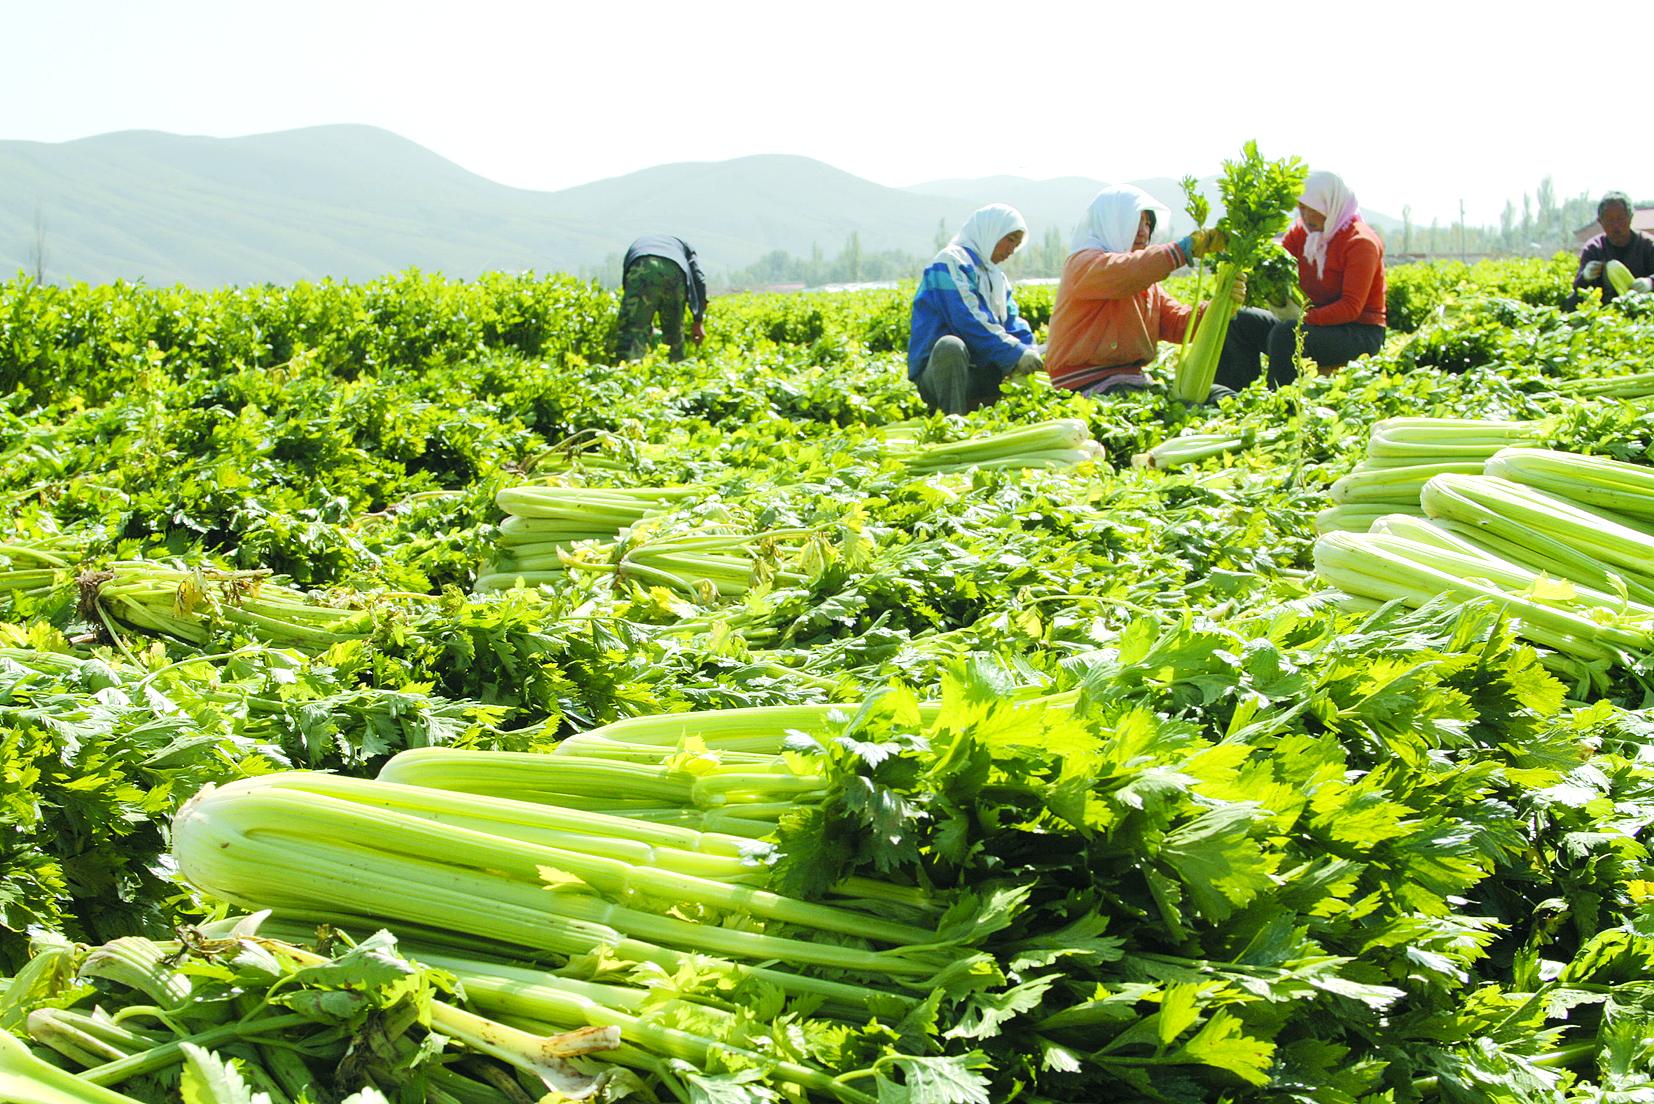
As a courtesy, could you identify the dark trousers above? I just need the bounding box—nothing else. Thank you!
[1215,307,1385,390]
[914,336,1003,415]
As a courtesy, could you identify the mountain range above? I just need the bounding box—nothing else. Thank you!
[0,125,1399,288]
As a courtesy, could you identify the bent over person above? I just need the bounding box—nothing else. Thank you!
[907,204,1042,415]
[617,235,709,361]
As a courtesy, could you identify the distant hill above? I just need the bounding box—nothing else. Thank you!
[547,155,976,267]
[0,126,1398,288]
[0,127,615,287]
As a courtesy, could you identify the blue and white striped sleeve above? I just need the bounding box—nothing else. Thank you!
[935,255,1030,372]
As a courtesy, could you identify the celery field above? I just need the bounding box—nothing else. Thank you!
[8,257,1654,1103]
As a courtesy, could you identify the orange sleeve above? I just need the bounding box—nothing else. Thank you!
[1156,288,1199,343]
[1306,236,1380,326]
[1062,244,1187,302]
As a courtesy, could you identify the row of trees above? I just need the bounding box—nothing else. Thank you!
[713,222,1071,290]
[1393,179,1623,259]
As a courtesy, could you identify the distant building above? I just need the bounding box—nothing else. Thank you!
[1574,206,1654,244]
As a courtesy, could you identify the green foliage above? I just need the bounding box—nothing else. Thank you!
[0,269,615,405]
[1212,141,1309,271]
[0,261,1653,1101]
[1385,253,1575,332]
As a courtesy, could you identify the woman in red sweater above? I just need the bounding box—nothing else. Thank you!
[1215,171,1386,390]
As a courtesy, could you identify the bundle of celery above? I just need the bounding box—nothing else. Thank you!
[85,561,384,650]
[0,538,87,610]
[1317,439,1654,664]
[0,927,619,1104]
[558,526,816,601]
[902,418,1105,474]
[522,429,643,477]
[475,485,696,593]
[1554,371,1654,399]
[552,701,868,759]
[1419,471,1654,605]
[877,419,926,447]
[1130,432,1245,470]
[1485,446,1654,523]
[1372,512,1654,638]
[377,744,826,834]
[230,918,895,1104]
[166,693,1112,1102]
[171,772,964,1014]
[1321,418,1548,526]
[377,701,948,837]
[1363,417,1545,461]
[1313,523,1654,665]
[1171,142,1307,404]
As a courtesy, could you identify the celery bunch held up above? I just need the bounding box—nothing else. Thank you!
[1172,142,1307,404]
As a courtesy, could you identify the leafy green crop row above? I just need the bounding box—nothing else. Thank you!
[0,253,1576,404]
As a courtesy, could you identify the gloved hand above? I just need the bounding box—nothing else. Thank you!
[1630,277,1653,295]
[1229,275,1248,305]
[1582,260,1604,281]
[1270,300,1304,323]
[691,321,706,344]
[1189,228,1229,258]
[1010,349,1045,377]
[1175,228,1227,261]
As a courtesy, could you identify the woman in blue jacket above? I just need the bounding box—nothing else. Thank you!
[908,204,1042,415]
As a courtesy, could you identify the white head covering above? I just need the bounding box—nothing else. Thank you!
[944,203,1027,322]
[1298,171,1361,278]
[1071,185,1172,255]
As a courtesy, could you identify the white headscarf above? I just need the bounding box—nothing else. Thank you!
[945,203,1027,322]
[1299,171,1361,278]
[1071,185,1172,255]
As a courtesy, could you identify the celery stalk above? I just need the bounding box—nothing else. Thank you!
[0,1033,147,1104]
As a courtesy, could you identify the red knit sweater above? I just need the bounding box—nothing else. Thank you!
[1282,219,1387,327]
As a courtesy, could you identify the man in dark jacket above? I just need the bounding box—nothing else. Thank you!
[617,235,709,361]
[1570,192,1654,307]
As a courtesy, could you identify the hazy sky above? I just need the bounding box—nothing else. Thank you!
[4,0,1634,227]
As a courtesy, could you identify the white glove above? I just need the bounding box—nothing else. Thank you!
[1010,349,1045,377]
[1582,260,1604,280]
[1270,301,1303,323]
[1630,277,1653,295]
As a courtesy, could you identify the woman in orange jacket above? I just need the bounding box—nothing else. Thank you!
[1045,185,1232,397]
[1215,171,1386,389]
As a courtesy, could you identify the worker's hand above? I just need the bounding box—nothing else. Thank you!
[1270,300,1304,323]
[1189,228,1229,258]
[1010,349,1045,377]
[691,321,706,344]
[1582,260,1604,281]
[1229,274,1248,306]
[1631,277,1654,296]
